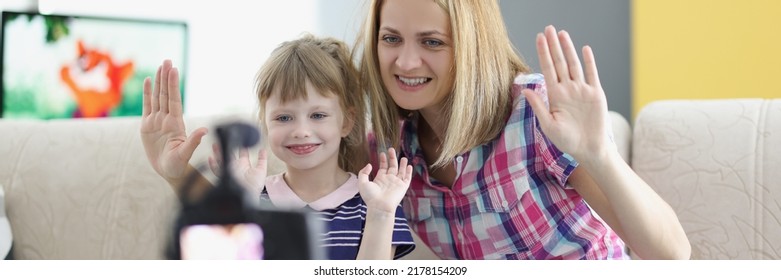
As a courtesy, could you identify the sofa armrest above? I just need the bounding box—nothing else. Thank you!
[631,99,781,259]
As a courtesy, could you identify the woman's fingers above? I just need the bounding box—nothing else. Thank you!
[559,30,584,82]
[522,88,553,127]
[536,32,557,86]
[544,25,569,82]
[583,45,601,87]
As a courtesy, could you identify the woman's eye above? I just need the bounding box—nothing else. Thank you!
[275,115,292,122]
[423,39,443,47]
[311,113,327,120]
[382,35,400,44]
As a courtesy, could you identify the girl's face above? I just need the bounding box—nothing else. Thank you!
[377,0,454,112]
[263,81,352,172]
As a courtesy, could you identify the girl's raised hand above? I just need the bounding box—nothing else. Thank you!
[522,25,611,163]
[358,148,413,214]
[140,59,207,182]
[208,144,268,198]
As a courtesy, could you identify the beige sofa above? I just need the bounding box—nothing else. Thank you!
[1,99,779,259]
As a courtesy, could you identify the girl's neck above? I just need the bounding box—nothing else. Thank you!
[282,162,351,204]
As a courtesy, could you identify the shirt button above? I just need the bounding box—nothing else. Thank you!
[502,201,509,209]
[456,156,463,163]
[458,232,464,240]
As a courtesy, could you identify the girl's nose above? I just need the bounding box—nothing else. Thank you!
[291,121,311,139]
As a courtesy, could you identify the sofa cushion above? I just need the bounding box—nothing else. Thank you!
[0,115,283,259]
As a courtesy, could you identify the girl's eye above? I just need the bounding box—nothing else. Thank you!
[311,113,327,120]
[423,39,443,47]
[275,115,292,122]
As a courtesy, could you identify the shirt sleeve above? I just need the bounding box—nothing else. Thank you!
[391,203,416,259]
[515,73,579,189]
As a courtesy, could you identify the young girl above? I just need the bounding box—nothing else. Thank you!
[354,0,690,259]
[141,34,415,260]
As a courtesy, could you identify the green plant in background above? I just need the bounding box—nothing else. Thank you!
[44,15,70,43]
[4,13,69,44]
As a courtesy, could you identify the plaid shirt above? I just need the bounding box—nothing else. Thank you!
[399,74,627,259]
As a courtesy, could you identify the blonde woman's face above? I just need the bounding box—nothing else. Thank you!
[377,0,454,112]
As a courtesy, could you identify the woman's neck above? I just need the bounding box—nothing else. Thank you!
[283,161,350,203]
[418,106,447,141]
[417,105,461,187]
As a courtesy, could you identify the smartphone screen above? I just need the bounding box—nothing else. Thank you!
[180,223,264,260]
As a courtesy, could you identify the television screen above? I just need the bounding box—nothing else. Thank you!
[1,11,187,119]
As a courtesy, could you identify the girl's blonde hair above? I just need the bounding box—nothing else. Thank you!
[355,0,529,168]
[256,34,366,173]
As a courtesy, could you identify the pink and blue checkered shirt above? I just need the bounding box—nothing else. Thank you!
[399,74,627,259]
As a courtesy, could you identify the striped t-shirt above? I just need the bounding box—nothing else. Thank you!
[260,173,415,260]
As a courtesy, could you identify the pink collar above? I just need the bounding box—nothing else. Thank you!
[264,173,358,211]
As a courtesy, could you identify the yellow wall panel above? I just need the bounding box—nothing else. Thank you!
[633,0,781,117]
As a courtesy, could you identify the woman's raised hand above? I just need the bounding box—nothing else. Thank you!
[522,25,611,163]
[140,60,208,182]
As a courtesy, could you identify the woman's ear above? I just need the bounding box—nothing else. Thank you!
[341,107,356,137]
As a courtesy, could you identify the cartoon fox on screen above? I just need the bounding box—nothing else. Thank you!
[60,40,134,118]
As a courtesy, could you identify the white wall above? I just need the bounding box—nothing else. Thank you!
[2,0,365,117]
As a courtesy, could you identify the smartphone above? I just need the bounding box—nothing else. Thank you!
[171,206,325,260]
[180,223,264,260]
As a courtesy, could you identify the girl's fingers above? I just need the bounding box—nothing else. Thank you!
[239,148,250,164]
[159,60,171,113]
[387,148,398,175]
[256,149,268,170]
[212,143,222,163]
[378,152,388,171]
[142,77,152,116]
[167,67,182,116]
[151,65,162,113]
[358,164,372,183]
[397,157,408,179]
[208,156,220,175]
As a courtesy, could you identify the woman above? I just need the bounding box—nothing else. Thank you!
[355,0,690,259]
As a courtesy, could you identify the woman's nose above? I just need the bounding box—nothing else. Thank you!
[396,44,422,71]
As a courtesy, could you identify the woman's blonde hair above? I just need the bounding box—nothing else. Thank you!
[256,33,366,173]
[355,0,529,168]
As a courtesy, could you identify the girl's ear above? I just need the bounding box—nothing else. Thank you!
[341,107,356,137]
